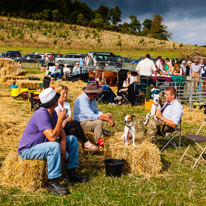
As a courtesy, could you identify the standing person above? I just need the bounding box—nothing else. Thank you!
[156,56,164,74]
[55,85,99,151]
[73,83,115,145]
[136,54,157,77]
[200,59,206,78]
[144,87,184,143]
[17,88,88,195]
[180,60,187,77]
[73,62,80,75]
[79,56,85,73]
[186,61,192,79]
[190,58,202,90]
[164,58,173,74]
[87,55,94,69]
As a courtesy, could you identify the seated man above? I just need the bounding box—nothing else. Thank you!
[17,88,88,196]
[50,63,62,80]
[73,83,115,145]
[144,87,184,143]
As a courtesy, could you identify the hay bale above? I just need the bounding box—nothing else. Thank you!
[0,151,47,191]
[0,58,14,69]
[104,132,162,177]
[40,67,46,72]
[1,65,25,76]
[15,80,42,89]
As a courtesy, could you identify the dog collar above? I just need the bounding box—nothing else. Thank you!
[153,103,159,106]
[126,123,133,130]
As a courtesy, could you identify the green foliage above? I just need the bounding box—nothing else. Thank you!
[149,14,172,40]
[129,15,141,32]
[53,31,56,35]
[19,32,24,39]
[0,24,4,29]
[110,6,121,25]
[76,13,84,25]
[53,39,57,45]
[59,21,64,28]
[92,29,98,39]
[0,36,4,41]
[43,31,47,36]
[173,43,176,48]
[96,5,110,23]
[179,43,184,47]
[139,38,144,44]
[97,38,101,44]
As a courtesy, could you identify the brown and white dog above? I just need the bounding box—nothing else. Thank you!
[121,115,136,147]
[144,92,162,126]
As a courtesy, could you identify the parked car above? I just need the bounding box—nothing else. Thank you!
[55,53,83,67]
[2,51,22,59]
[16,54,42,63]
[91,52,122,68]
[131,57,144,64]
[115,55,131,63]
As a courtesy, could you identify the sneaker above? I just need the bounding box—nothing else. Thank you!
[109,102,116,105]
[65,168,89,183]
[97,137,104,146]
[114,95,122,101]
[46,178,70,195]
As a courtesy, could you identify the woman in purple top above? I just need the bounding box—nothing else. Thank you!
[17,88,88,195]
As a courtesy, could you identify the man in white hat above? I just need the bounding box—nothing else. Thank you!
[18,88,88,195]
[73,83,115,146]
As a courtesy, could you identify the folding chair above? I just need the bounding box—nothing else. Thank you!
[159,120,182,152]
[96,90,108,104]
[180,119,206,169]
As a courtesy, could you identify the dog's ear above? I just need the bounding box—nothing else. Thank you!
[159,92,162,97]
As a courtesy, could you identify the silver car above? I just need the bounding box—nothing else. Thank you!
[55,54,83,67]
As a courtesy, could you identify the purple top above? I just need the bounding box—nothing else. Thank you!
[17,107,57,154]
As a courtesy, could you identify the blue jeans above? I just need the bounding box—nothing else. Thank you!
[19,135,78,179]
[51,72,62,80]
[101,85,115,103]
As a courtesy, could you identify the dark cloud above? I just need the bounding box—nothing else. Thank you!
[80,0,206,19]
[80,0,206,45]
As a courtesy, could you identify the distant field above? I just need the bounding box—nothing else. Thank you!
[0,46,182,59]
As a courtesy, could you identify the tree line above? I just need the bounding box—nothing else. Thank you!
[0,0,172,40]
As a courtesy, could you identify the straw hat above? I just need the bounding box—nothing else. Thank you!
[83,83,103,94]
[39,88,60,108]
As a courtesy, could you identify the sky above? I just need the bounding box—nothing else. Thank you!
[80,0,206,46]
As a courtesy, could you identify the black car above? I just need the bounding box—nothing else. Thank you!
[16,54,42,63]
[3,51,22,58]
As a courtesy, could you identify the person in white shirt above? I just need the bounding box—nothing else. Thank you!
[156,56,164,74]
[63,64,71,80]
[136,54,156,76]
[73,62,80,75]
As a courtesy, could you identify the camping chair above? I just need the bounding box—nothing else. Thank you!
[96,90,108,104]
[180,119,206,169]
[159,120,182,152]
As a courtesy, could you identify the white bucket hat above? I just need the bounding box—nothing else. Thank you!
[39,88,60,108]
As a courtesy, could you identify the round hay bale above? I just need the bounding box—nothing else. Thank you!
[0,151,48,191]
[104,133,162,177]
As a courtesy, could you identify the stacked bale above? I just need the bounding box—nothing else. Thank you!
[104,132,162,177]
[0,151,48,191]
[0,58,25,83]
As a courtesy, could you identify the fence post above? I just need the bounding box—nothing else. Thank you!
[189,79,192,112]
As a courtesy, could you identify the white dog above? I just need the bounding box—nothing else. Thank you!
[144,92,162,126]
[121,115,136,147]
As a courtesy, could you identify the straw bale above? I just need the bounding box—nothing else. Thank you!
[15,80,42,89]
[0,151,47,191]
[104,132,162,177]
[0,58,14,69]
[40,67,46,72]
[1,65,25,76]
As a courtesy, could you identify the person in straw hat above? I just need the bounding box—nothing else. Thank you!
[73,83,115,146]
[17,88,88,195]
[190,58,202,90]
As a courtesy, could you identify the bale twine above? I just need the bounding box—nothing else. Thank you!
[0,58,14,69]
[0,151,48,191]
[104,132,162,177]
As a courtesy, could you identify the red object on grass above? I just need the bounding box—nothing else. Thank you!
[97,137,104,146]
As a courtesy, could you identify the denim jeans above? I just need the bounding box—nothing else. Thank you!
[101,85,115,103]
[19,135,78,179]
[51,72,62,80]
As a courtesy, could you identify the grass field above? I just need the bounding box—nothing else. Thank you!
[0,46,185,59]
[0,66,206,205]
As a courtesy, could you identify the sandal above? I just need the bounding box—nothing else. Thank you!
[84,141,99,151]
